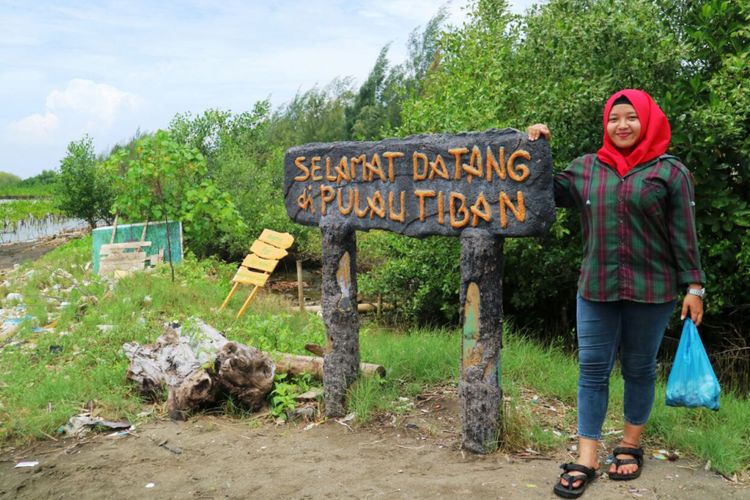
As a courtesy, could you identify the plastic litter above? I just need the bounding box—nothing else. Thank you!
[14,461,39,468]
[60,415,132,437]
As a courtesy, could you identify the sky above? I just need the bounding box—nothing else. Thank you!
[0,0,538,179]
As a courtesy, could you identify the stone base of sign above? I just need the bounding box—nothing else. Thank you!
[459,229,504,453]
[320,218,360,417]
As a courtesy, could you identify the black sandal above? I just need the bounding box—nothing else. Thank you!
[553,463,598,498]
[608,446,644,480]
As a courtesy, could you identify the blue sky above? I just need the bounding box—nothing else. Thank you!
[1,0,537,179]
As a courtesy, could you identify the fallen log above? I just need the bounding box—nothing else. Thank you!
[294,302,393,314]
[277,352,386,379]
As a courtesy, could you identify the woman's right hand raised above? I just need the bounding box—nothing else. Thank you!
[527,123,551,141]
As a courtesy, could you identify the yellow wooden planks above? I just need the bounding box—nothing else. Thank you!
[232,268,270,287]
[259,229,294,249]
[220,229,295,318]
[250,240,288,260]
[242,254,279,273]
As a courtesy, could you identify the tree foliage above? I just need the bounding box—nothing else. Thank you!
[104,130,247,257]
[57,136,114,229]
[0,172,21,187]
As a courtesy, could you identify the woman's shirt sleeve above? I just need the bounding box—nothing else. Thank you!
[553,163,579,208]
[667,161,706,286]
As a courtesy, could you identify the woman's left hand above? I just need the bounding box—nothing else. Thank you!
[680,293,704,326]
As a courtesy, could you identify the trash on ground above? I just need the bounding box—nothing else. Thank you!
[14,461,39,468]
[60,415,132,437]
[296,387,323,401]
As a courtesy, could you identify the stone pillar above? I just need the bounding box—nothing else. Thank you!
[320,218,360,417]
[458,229,504,453]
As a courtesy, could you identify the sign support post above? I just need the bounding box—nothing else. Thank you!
[320,218,360,417]
[459,229,504,452]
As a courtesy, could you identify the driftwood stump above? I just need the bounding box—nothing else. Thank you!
[123,319,275,420]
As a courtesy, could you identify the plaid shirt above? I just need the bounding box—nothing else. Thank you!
[555,154,705,303]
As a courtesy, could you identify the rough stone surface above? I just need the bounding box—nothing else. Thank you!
[320,218,360,417]
[458,229,504,453]
[285,129,554,237]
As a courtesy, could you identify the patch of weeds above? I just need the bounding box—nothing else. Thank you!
[347,375,393,424]
[268,373,314,421]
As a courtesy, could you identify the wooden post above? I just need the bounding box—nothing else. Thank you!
[296,259,305,313]
[458,229,504,454]
[320,218,359,417]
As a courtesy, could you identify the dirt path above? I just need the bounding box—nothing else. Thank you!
[0,231,85,270]
[1,394,745,500]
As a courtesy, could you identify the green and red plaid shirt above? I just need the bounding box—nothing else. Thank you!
[555,154,705,303]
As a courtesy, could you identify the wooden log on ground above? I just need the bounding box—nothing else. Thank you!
[276,352,385,379]
[294,302,393,314]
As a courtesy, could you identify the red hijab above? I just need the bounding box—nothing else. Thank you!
[596,89,671,176]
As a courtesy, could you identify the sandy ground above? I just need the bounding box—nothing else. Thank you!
[1,391,746,500]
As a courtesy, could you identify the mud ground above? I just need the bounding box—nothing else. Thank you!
[0,232,84,270]
[1,391,745,500]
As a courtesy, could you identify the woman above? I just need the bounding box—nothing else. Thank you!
[527,89,705,499]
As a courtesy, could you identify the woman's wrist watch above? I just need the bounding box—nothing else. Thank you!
[687,286,706,299]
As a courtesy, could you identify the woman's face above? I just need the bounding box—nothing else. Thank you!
[607,103,641,150]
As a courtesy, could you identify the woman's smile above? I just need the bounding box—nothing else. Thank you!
[607,103,642,149]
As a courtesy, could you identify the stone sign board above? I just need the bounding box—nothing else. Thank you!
[284,129,554,237]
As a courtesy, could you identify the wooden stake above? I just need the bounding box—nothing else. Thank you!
[109,214,119,244]
[236,285,261,318]
[219,282,240,311]
[296,259,305,313]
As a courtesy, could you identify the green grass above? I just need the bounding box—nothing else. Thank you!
[0,238,748,477]
[0,237,323,442]
[0,184,53,198]
[0,198,61,223]
[500,332,750,476]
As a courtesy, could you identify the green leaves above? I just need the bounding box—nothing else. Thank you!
[103,130,247,258]
[56,135,114,228]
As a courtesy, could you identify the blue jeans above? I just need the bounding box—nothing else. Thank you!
[576,296,675,440]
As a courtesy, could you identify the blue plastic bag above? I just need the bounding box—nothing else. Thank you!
[665,319,720,410]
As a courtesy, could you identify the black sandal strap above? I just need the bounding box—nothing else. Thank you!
[613,447,644,466]
[560,463,597,478]
[613,446,643,458]
[559,473,578,491]
[613,458,640,467]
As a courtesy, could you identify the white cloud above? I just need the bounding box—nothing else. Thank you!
[6,111,59,143]
[4,79,141,146]
[46,79,141,127]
